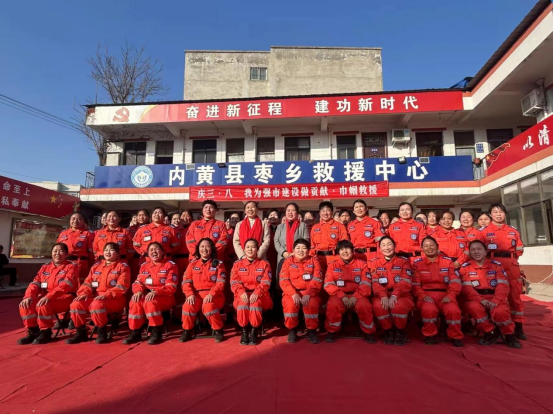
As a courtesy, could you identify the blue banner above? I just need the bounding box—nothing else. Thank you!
[93,156,474,189]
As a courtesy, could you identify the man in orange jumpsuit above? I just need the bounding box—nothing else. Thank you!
[369,236,414,345]
[67,243,130,344]
[431,211,469,268]
[18,243,78,345]
[459,240,521,348]
[186,200,228,262]
[123,242,178,345]
[279,238,323,344]
[309,201,349,274]
[230,239,273,345]
[412,236,463,346]
[348,199,385,262]
[324,240,376,343]
[180,253,226,343]
[480,203,526,339]
[57,212,94,284]
[386,202,426,262]
[92,211,134,260]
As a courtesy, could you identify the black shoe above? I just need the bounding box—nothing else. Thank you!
[364,333,377,344]
[179,330,192,343]
[478,330,497,346]
[214,329,224,343]
[395,329,407,346]
[308,329,320,344]
[383,330,395,345]
[505,334,522,349]
[451,339,464,348]
[66,326,88,344]
[287,328,298,343]
[68,320,75,330]
[17,327,40,345]
[424,336,437,345]
[122,329,142,345]
[148,327,163,345]
[240,327,250,345]
[32,329,52,344]
[515,322,527,341]
[95,327,109,344]
[325,332,337,343]
[249,327,259,346]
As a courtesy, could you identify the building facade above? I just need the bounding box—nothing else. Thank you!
[82,1,553,282]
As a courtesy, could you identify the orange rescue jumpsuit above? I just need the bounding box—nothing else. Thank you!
[181,258,226,331]
[347,216,385,262]
[70,259,130,327]
[431,227,469,264]
[387,219,427,262]
[460,226,484,243]
[128,259,178,329]
[411,255,463,339]
[19,261,78,329]
[279,255,323,330]
[369,255,414,330]
[132,223,180,258]
[185,218,228,262]
[481,223,524,323]
[309,219,348,274]
[92,227,134,260]
[231,257,273,328]
[459,259,514,335]
[57,228,94,284]
[324,258,375,334]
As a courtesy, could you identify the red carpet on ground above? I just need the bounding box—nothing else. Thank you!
[1,295,553,414]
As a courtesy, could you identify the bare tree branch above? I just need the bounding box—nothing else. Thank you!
[81,42,169,165]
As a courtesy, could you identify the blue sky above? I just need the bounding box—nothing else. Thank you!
[0,0,534,185]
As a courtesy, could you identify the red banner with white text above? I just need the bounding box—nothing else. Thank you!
[190,181,389,202]
[485,117,552,176]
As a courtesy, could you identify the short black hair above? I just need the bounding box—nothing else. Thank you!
[202,200,218,209]
[267,208,280,217]
[319,201,334,211]
[489,203,507,214]
[353,199,367,208]
[460,210,475,219]
[103,242,120,253]
[336,239,354,252]
[244,238,259,249]
[293,238,310,249]
[147,242,165,253]
[439,210,455,221]
[478,212,492,221]
[398,202,414,214]
[152,206,168,217]
[469,240,487,251]
[52,242,69,254]
[421,236,438,248]
[339,209,351,217]
[379,235,396,247]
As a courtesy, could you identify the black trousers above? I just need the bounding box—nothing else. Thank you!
[0,267,17,285]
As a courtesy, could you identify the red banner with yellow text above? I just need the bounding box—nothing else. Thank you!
[190,181,389,202]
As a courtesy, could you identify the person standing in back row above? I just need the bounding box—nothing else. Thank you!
[479,203,526,340]
[348,199,385,262]
[186,200,228,262]
[386,202,426,263]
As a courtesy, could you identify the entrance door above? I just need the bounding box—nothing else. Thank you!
[362,132,387,159]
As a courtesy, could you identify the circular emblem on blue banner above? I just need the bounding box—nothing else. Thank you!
[131,166,153,188]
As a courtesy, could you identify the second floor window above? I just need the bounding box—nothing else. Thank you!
[487,129,513,151]
[193,139,217,163]
[124,142,147,165]
[257,137,275,161]
[416,132,443,157]
[337,135,356,159]
[226,139,245,163]
[285,137,310,161]
[454,131,475,158]
[155,141,174,164]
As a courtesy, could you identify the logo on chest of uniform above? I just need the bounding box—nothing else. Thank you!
[330,226,338,230]
[111,270,119,274]
[469,272,477,275]
[353,268,361,272]
[487,270,497,275]
[364,231,372,237]
[144,230,151,235]
[239,268,248,272]
[410,227,418,230]
[420,270,431,274]
[79,235,86,239]
[394,275,401,283]
[160,278,166,284]
[193,267,201,271]
[349,225,356,231]
[334,268,343,273]
[94,271,102,275]
[290,264,298,269]
[305,264,314,268]
[99,234,107,238]
[440,268,449,272]
[110,279,117,286]
[160,270,167,274]
[377,267,386,271]
[354,276,361,283]
[314,228,322,233]
[256,268,264,272]
[210,275,217,282]
[392,266,401,270]
[486,233,494,237]
[117,234,125,238]
[508,232,516,235]
[393,226,401,231]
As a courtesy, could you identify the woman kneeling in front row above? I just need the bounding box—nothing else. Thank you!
[180,238,226,343]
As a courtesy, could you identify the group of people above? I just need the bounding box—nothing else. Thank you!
[16,198,526,349]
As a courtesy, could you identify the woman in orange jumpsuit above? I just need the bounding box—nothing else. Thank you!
[431,211,469,269]
[133,207,179,259]
[57,212,94,285]
[386,202,426,263]
[92,210,134,261]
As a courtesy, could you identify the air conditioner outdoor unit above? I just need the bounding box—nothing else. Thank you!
[391,129,411,145]
[521,88,545,117]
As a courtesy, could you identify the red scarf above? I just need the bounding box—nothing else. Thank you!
[286,220,300,253]
[239,217,263,248]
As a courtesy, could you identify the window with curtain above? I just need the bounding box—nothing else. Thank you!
[416,132,443,157]
[155,141,174,164]
[193,140,217,163]
[226,139,245,163]
[337,135,356,159]
[487,129,513,151]
[285,137,310,161]
[257,137,275,161]
[124,142,147,165]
